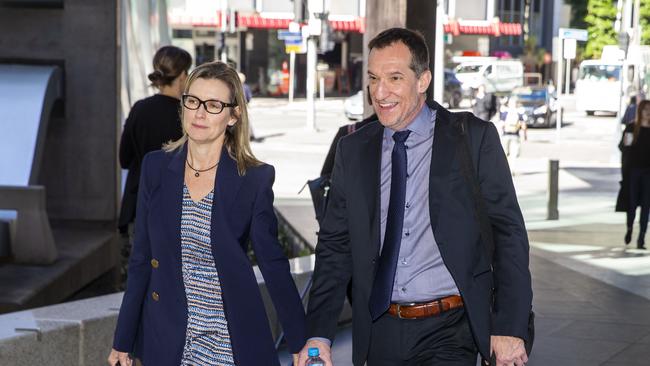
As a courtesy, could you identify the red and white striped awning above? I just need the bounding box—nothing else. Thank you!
[169,13,519,37]
[237,14,292,29]
[443,20,522,37]
[169,12,366,33]
[329,18,365,32]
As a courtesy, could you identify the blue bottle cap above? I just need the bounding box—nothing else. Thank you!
[308,347,320,357]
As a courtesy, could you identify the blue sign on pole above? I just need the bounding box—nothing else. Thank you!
[278,30,302,40]
[559,28,588,41]
[284,38,303,45]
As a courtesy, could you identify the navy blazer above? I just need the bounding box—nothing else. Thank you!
[113,144,306,365]
[306,101,532,365]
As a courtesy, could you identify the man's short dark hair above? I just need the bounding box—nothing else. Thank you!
[368,28,430,76]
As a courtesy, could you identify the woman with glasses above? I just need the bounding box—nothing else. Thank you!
[108,61,306,366]
[118,46,192,281]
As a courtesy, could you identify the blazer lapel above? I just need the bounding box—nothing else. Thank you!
[211,147,243,250]
[428,101,459,234]
[162,144,186,287]
[358,123,383,256]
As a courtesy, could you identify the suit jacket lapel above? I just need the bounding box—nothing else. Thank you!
[163,144,186,285]
[358,123,383,256]
[428,101,458,234]
[211,147,243,250]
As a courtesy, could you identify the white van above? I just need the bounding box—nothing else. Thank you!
[575,60,622,115]
[454,59,524,97]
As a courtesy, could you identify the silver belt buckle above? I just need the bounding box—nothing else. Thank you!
[396,302,416,319]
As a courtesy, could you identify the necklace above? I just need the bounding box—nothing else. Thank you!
[186,159,219,177]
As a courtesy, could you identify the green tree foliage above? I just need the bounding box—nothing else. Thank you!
[641,0,650,45]
[584,0,618,59]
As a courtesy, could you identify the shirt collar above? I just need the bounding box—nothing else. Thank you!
[384,103,434,140]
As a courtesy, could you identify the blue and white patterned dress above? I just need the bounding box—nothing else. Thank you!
[180,185,236,366]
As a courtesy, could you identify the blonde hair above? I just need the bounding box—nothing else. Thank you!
[164,61,261,175]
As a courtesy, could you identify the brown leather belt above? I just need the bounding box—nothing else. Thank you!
[388,295,463,319]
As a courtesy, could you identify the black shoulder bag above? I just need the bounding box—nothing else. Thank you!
[303,123,359,225]
[453,112,535,362]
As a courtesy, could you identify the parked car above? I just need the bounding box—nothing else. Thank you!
[511,85,557,128]
[343,71,463,120]
[455,59,524,98]
[343,90,364,121]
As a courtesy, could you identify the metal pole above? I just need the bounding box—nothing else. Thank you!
[547,159,559,220]
[319,76,325,101]
[556,38,563,98]
[556,36,563,142]
[220,0,228,63]
[341,39,348,70]
[564,58,571,95]
[306,37,317,130]
[289,51,295,103]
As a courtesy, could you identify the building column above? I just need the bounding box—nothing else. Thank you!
[406,0,439,104]
[362,0,406,117]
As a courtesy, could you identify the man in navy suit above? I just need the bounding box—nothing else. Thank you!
[298,28,532,366]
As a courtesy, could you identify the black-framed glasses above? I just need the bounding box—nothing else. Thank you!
[182,94,236,114]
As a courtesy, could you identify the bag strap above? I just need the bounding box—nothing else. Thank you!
[453,112,495,264]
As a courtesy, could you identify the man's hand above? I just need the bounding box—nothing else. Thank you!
[296,339,333,366]
[490,335,527,366]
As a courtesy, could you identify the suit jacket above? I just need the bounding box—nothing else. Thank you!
[306,101,532,364]
[113,144,306,365]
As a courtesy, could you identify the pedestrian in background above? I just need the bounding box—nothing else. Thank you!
[472,84,497,121]
[619,99,650,249]
[118,45,192,283]
[499,96,527,173]
[108,61,306,366]
[238,71,260,142]
[621,95,637,125]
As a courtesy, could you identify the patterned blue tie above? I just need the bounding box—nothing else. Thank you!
[369,129,411,321]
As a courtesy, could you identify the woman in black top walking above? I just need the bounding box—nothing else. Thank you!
[620,99,650,249]
[118,46,192,234]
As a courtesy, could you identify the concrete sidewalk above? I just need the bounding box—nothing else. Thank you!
[250,98,650,365]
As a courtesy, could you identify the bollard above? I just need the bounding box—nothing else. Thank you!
[319,76,325,101]
[547,159,559,220]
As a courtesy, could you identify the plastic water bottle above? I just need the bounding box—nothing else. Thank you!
[305,347,325,366]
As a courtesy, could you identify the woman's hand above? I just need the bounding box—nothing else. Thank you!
[107,348,132,366]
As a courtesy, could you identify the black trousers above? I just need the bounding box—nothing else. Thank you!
[627,167,650,233]
[367,308,478,366]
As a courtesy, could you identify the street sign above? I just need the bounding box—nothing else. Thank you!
[563,38,577,59]
[281,35,303,43]
[285,44,303,53]
[278,31,302,40]
[559,28,588,41]
[285,38,303,45]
